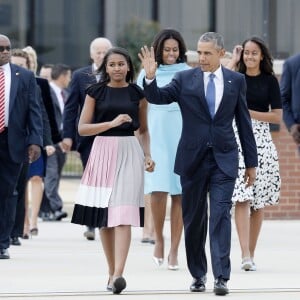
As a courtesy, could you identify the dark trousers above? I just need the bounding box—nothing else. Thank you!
[0,130,22,249]
[40,147,66,213]
[181,149,235,281]
[11,163,29,238]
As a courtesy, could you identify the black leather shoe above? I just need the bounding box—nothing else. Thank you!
[214,278,229,296]
[40,212,52,221]
[10,237,21,246]
[51,210,68,221]
[190,276,206,292]
[0,248,10,259]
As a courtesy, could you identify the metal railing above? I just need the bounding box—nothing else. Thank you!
[62,151,83,178]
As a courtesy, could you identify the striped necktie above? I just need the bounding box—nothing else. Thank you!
[0,67,5,133]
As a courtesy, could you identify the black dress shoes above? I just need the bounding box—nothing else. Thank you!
[40,211,52,221]
[0,248,10,259]
[51,210,68,221]
[10,237,21,246]
[190,276,206,292]
[214,278,229,296]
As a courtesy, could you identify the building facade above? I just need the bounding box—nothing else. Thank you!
[1,0,300,69]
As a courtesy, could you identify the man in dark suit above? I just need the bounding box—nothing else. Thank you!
[139,32,258,296]
[0,34,43,259]
[62,37,112,240]
[36,76,61,145]
[280,53,300,151]
[42,64,71,221]
[36,63,62,221]
[9,48,55,244]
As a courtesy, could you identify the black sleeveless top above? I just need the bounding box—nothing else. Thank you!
[86,83,145,136]
[245,73,282,112]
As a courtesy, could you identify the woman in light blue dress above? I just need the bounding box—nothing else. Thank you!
[137,29,190,270]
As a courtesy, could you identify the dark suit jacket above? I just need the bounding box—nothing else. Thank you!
[280,53,300,130]
[36,77,61,143]
[36,86,52,147]
[8,64,43,163]
[143,66,258,178]
[63,65,97,152]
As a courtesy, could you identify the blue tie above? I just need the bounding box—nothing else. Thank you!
[206,73,216,118]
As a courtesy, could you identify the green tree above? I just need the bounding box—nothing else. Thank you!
[117,17,160,78]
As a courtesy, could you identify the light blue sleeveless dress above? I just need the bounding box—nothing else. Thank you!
[137,63,190,195]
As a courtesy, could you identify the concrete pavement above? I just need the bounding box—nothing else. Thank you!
[0,178,299,299]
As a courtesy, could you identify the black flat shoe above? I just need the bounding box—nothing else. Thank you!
[112,277,126,294]
[213,278,229,296]
[190,276,206,292]
[52,210,68,221]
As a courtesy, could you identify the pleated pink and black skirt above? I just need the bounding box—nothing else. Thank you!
[71,136,145,228]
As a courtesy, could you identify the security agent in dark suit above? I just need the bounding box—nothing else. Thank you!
[0,34,43,259]
[280,52,300,150]
[36,76,61,144]
[62,37,112,240]
[139,32,258,296]
[8,48,55,244]
[41,64,71,221]
[37,73,63,221]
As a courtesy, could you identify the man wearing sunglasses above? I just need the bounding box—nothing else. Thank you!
[0,34,43,259]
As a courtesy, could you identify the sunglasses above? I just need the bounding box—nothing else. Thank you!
[0,46,11,52]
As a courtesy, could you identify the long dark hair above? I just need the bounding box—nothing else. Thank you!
[152,28,187,66]
[238,36,274,75]
[97,47,135,84]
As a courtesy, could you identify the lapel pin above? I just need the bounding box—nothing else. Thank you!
[16,72,19,76]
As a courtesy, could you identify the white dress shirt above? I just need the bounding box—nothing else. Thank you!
[50,81,64,114]
[92,63,100,82]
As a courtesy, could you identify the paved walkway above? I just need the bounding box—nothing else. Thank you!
[1,179,299,299]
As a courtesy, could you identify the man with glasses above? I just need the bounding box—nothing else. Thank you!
[0,34,43,259]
